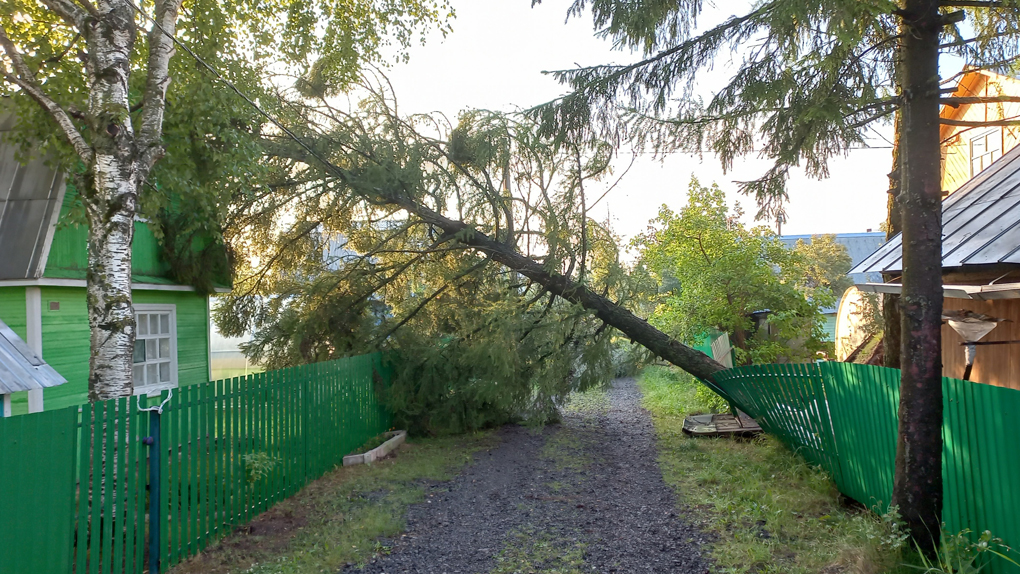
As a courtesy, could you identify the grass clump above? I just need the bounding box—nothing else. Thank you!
[492,526,587,574]
[638,365,910,574]
[170,432,495,574]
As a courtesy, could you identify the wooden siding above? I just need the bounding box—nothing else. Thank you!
[941,72,1020,194]
[44,186,171,280]
[0,287,29,414]
[0,287,210,411]
[942,297,1020,389]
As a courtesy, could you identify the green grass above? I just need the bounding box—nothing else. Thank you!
[638,366,913,574]
[491,526,587,574]
[170,432,496,574]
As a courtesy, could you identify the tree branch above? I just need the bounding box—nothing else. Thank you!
[382,194,727,380]
[136,0,184,177]
[0,24,93,163]
[38,0,90,28]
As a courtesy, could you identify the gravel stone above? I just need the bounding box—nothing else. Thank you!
[346,377,709,573]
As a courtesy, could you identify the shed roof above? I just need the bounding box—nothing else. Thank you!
[0,318,66,394]
[851,143,1020,276]
[0,115,66,280]
[779,232,887,285]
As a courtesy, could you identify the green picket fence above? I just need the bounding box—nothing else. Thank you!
[0,352,393,574]
[709,361,1020,573]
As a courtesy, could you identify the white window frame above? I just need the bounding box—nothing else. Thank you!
[132,304,178,395]
[970,128,1003,177]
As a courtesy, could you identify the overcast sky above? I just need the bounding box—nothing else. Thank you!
[382,0,897,245]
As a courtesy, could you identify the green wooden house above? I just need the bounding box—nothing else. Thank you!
[0,119,228,414]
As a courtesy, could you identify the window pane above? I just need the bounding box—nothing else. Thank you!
[134,339,146,363]
[159,362,170,383]
[138,314,148,336]
[150,315,159,335]
[146,339,157,361]
[160,314,170,334]
[146,363,158,383]
[133,365,145,384]
[159,338,170,359]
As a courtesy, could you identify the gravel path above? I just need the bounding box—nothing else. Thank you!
[346,377,709,574]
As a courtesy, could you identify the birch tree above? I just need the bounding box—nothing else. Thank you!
[0,0,451,400]
[528,0,1020,550]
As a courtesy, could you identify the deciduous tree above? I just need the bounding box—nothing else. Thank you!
[0,0,452,399]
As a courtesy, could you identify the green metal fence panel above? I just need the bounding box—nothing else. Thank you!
[711,363,843,482]
[942,375,1020,574]
[821,362,900,514]
[0,406,77,574]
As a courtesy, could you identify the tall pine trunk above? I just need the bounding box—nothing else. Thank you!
[83,2,140,401]
[892,0,944,552]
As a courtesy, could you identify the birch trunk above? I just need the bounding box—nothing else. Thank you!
[1,0,179,400]
[892,0,944,553]
[82,0,140,401]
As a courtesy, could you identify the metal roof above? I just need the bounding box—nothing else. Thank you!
[0,114,66,280]
[852,143,1020,276]
[0,318,66,394]
[779,232,887,285]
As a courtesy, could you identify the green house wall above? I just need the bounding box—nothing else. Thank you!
[0,286,210,413]
[43,186,173,283]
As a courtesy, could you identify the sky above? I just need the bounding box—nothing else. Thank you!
[381,0,897,244]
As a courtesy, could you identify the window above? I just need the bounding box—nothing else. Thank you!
[133,304,177,394]
[970,129,1002,177]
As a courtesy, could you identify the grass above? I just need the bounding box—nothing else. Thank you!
[638,365,915,574]
[169,432,496,574]
[491,526,587,574]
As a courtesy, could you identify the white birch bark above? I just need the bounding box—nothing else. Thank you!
[1,0,180,401]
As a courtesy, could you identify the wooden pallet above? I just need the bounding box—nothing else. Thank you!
[682,413,763,438]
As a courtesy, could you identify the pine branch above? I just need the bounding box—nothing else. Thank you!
[0,24,93,163]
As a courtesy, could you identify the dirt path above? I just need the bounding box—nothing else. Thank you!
[347,377,709,574]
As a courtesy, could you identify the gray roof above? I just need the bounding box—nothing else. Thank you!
[0,114,66,280]
[779,232,887,284]
[852,143,1020,276]
[0,318,66,394]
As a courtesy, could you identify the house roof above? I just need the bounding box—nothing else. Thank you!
[779,232,887,285]
[0,318,66,394]
[0,115,66,280]
[852,142,1020,276]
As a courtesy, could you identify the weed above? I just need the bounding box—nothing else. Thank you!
[242,452,280,484]
[905,528,1020,573]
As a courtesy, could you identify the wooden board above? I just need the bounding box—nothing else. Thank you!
[682,413,763,438]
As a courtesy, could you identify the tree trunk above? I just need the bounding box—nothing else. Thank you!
[83,1,140,401]
[389,196,729,381]
[892,0,944,552]
[884,113,903,370]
